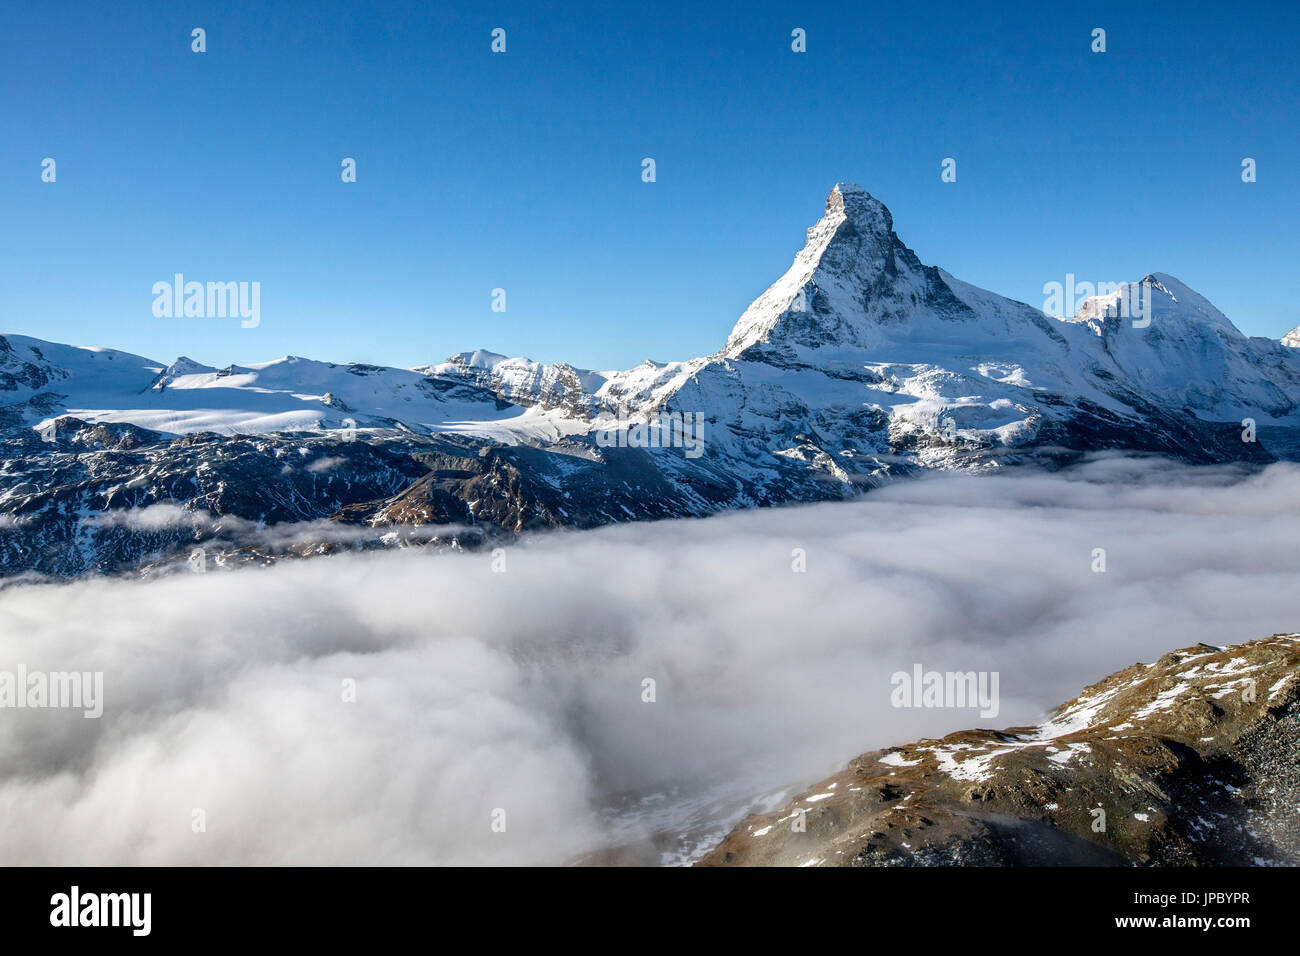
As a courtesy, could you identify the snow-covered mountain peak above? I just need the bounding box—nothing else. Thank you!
[1145,274,1245,335]
[1074,272,1243,340]
[1141,273,1176,299]
[1284,326,1300,348]
[152,356,215,386]
[825,182,893,238]
[722,184,963,356]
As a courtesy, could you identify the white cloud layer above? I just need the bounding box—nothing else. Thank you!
[1,454,1297,865]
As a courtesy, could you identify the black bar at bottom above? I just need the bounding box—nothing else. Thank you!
[0,865,1281,942]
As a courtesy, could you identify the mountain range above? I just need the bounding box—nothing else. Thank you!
[5,183,1300,577]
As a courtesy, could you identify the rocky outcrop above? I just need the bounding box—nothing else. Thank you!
[699,634,1300,866]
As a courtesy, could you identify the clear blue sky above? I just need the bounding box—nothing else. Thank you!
[3,0,1297,371]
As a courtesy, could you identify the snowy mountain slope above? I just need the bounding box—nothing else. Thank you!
[1074,273,1300,421]
[0,334,163,416]
[0,335,542,439]
[3,182,1300,578]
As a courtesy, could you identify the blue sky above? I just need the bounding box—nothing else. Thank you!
[3,0,1297,370]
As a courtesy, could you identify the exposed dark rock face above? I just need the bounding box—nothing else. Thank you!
[699,635,1300,866]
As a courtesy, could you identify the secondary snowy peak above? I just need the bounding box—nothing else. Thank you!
[1070,273,1300,421]
[150,356,221,390]
[722,184,975,357]
[1075,273,1242,337]
[1284,326,1300,348]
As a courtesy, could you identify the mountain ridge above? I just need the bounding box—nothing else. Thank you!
[3,184,1300,577]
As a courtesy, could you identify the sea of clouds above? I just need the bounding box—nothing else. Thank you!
[1,454,1297,865]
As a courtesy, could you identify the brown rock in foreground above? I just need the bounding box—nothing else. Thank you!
[699,634,1300,866]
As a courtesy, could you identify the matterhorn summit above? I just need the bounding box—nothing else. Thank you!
[722,184,969,356]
